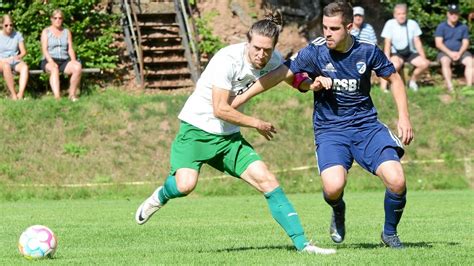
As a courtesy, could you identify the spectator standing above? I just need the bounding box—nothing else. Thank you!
[40,9,82,101]
[0,15,29,99]
[435,4,472,92]
[381,3,430,92]
[350,6,377,45]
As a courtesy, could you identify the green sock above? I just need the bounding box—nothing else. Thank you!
[264,187,308,251]
[157,175,185,204]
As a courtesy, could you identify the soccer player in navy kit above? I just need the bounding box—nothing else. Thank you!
[232,1,414,248]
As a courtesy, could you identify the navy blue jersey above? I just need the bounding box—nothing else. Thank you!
[284,36,395,133]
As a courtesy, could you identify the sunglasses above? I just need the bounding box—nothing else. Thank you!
[3,24,13,27]
[52,17,63,20]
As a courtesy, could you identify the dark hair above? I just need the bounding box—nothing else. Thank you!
[323,0,353,26]
[246,10,283,47]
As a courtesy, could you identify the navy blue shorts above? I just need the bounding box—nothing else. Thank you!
[315,120,404,175]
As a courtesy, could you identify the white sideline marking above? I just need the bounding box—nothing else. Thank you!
[9,157,473,188]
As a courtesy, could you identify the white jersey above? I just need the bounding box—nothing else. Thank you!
[178,42,282,135]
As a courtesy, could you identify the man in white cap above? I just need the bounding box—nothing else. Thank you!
[350,6,377,45]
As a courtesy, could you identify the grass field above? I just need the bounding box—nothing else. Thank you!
[1,190,472,264]
[0,85,472,200]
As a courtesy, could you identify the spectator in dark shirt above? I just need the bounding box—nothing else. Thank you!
[435,4,472,92]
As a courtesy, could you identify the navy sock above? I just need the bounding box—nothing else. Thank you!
[384,188,407,235]
[323,191,345,216]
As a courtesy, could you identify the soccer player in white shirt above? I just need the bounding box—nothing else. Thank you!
[135,11,335,255]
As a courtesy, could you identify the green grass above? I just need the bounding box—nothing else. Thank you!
[0,85,472,200]
[0,190,472,264]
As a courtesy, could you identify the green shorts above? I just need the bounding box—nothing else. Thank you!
[169,121,262,177]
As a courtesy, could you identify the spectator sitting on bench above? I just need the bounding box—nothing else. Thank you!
[40,9,82,101]
[435,4,472,93]
[350,6,377,45]
[380,3,430,92]
[0,15,29,100]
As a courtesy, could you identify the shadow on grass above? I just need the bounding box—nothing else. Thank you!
[213,245,294,253]
[340,241,460,249]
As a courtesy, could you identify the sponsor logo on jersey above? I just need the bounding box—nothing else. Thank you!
[332,78,359,92]
[356,61,366,74]
[323,63,337,73]
[236,80,256,95]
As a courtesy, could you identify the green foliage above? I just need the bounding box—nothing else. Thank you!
[5,0,119,69]
[381,0,474,60]
[195,11,225,57]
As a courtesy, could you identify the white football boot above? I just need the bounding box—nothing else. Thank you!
[301,243,336,255]
[135,186,164,225]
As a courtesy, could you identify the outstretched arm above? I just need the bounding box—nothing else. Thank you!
[213,86,276,140]
[231,64,294,109]
[384,72,414,145]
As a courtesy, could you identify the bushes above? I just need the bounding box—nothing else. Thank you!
[0,0,119,93]
[5,0,119,69]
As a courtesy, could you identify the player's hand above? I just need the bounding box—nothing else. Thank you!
[255,120,277,140]
[315,76,332,90]
[308,79,323,91]
[397,116,414,145]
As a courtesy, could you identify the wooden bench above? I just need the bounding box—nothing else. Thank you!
[29,68,102,75]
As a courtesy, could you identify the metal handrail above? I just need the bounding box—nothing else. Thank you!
[129,1,145,87]
[122,0,144,86]
[174,0,201,82]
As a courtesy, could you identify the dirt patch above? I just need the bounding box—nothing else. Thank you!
[197,0,308,59]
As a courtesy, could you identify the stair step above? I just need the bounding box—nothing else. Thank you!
[143,49,185,57]
[142,46,184,51]
[141,34,182,40]
[137,13,175,23]
[146,80,194,90]
[146,73,191,79]
[141,32,180,39]
[143,56,187,63]
[140,28,179,36]
[146,68,190,75]
[134,2,176,15]
[139,23,179,29]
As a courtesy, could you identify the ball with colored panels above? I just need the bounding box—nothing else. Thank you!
[18,225,57,259]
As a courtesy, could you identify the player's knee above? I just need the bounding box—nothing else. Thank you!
[255,172,279,192]
[176,177,197,195]
[323,187,344,200]
[387,179,406,194]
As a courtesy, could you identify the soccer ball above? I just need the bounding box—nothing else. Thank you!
[18,225,57,259]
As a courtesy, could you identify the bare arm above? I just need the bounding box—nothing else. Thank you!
[213,86,276,140]
[383,72,414,145]
[435,36,453,55]
[458,39,469,56]
[231,64,293,109]
[67,30,77,61]
[16,41,27,60]
[413,36,426,58]
[383,38,392,58]
[41,29,55,63]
